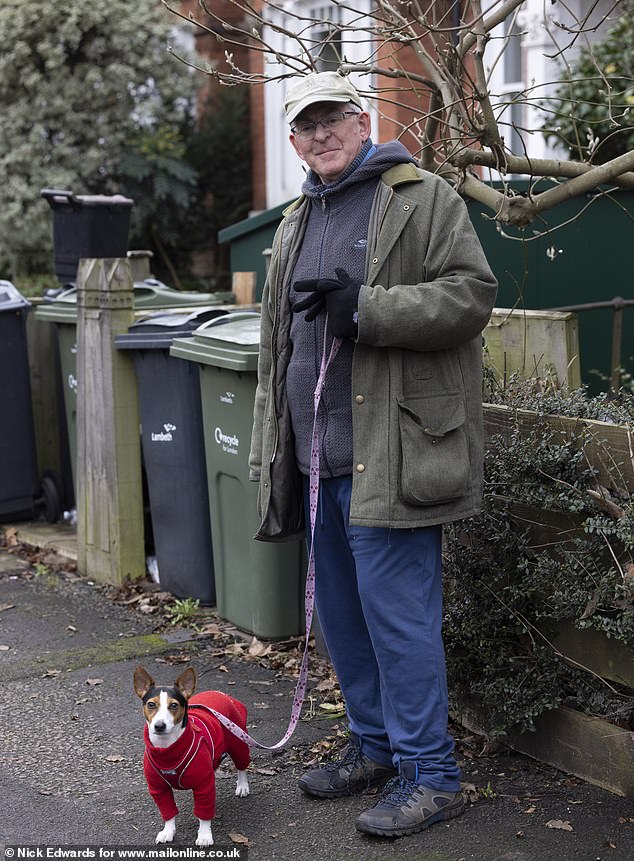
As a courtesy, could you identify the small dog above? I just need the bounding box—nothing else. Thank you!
[133,665,250,847]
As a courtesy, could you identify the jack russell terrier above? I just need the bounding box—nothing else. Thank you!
[133,666,250,847]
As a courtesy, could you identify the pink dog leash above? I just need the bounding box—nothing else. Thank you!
[205,327,342,750]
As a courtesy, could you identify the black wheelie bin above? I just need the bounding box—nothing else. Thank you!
[115,307,231,603]
[0,281,61,523]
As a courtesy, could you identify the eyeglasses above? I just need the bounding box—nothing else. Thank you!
[291,111,360,140]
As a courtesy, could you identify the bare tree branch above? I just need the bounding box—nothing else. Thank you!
[164,0,634,229]
[534,149,634,210]
[453,148,634,190]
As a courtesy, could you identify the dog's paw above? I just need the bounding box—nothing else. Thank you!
[155,828,175,844]
[235,770,250,798]
[196,822,214,847]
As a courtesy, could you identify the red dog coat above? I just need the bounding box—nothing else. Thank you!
[142,690,250,822]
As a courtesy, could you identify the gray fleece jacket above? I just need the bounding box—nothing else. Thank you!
[287,140,415,476]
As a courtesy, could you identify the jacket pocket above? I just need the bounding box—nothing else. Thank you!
[397,394,469,505]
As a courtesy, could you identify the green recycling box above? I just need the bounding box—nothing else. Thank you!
[34,278,233,506]
[170,314,305,639]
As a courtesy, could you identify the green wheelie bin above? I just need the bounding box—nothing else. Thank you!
[170,314,305,639]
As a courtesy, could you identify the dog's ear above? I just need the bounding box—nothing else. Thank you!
[175,666,196,700]
[133,666,155,699]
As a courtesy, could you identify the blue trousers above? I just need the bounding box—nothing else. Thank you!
[305,475,460,792]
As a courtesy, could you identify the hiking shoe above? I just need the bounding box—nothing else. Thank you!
[356,762,465,837]
[298,741,396,798]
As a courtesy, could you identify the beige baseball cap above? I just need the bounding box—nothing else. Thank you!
[284,71,363,124]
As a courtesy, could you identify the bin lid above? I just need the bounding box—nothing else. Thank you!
[131,278,229,308]
[41,188,133,210]
[170,313,261,371]
[34,279,234,323]
[0,280,30,312]
[33,284,79,323]
[42,278,227,306]
[114,307,230,350]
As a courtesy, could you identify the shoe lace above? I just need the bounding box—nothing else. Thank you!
[378,775,417,808]
[324,743,364,773]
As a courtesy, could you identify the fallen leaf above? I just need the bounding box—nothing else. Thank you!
[86,678,103,686]
[139,602,156,615]
[0,603,16,612]
[580,591,599,620]
[319,702,345,713]
[545,820,573,832]
[4,527,19,546]
[604,840,617,849]
[106,754,125,762]
[248,637,272,657]
[524,806,537,814]
[225,643,246,657]
[0,644,10,651]
[43,669,61,678]
[461,782,479,804]
[218,665,229,673]
[228,833,250,846]
[253,702,270,710]
[516,831,525,839]
[67,625,77,633]
[199,622,224,636]
[256,768,277,776]
[159,654,191,664]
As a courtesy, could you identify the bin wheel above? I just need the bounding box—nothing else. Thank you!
[37,474,63,524]
[43,469,65,510]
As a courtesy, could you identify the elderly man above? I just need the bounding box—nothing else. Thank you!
[249,71,497,837]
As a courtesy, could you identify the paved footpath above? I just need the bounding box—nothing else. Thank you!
[1,541,633,861]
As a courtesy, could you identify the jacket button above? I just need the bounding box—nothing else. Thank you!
[403,204,410,211]
[372,257,379,264]
[355,394,365,404]
[356,463,365,473]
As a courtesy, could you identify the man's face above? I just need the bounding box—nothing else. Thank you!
[289,101,371,184]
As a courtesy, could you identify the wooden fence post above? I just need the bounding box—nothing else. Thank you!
[232,271,257,305]
[75,258,145,585]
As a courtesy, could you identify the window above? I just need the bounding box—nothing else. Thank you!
[500,13,525,158]
[307,5,343,71]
